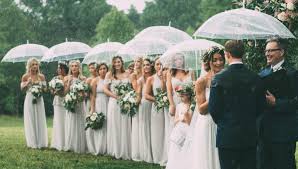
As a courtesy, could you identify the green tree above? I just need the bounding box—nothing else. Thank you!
[92,8,135,44]
[127,5,141,30]
[0,0,36,116]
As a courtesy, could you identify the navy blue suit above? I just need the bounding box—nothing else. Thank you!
[209,64,266,169]
[258,63,298,169]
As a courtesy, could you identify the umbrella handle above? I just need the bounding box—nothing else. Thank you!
[242,0,245,8]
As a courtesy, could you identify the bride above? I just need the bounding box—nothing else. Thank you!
[190,46,225,169]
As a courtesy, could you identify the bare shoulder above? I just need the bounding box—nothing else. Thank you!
[195,75,207,87]
[105,71,112,79]
[21,74,29,81]
[39,74,46,81]
[91,77,98,86]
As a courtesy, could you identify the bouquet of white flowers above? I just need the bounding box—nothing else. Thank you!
[49,78,64,95]
[114,82,133,97]
[154,88,169,112]
[118,90,138,117]
[85,112,106,130]
[29,84,44,104]
[63,92,79,113]
[63,80,87,113]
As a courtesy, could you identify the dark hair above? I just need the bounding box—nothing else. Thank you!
[97,62,108,72]
[88,62,96,67]
[224,40,245,58]
[59,63,69,74]
[266,37,287,50]
[111,56,125,79]
[202,46,225,71]
[143,58,155,74]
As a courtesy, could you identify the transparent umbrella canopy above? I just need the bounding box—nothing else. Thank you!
[194,8,296,39]
[134,26,193,45]
[1,43,48,63]
[82,42,123,65]
[117,38,172,61]
[41,41,91,62]
[160,39,223,70]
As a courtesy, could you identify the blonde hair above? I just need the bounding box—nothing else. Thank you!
[134,56,143,75]
[68,60,83,79]
[26,57,41,75]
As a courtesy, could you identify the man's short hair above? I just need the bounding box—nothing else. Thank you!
[224,40,245,59]
[266,37,286,50]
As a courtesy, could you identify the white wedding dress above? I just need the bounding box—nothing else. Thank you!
[106,78,131,160]
[51,94,67,151]
[86,79,108,155]
[190,87,220,169]
[151,74,165,164]
[23,81,48,148]
[64,78,86,153]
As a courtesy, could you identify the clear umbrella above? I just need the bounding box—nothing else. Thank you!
[82,42,123,65]
[160,39,223,70]
[117,38,172,61]
[134,26,193,45]
[194,8,296,39]
[41,40,91,62]
[1,42,48,63]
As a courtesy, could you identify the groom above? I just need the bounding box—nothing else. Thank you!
[209,40,266,169]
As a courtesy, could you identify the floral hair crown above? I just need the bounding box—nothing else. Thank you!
[202,46,224,62]
[175,82,194,96]
[58,60,67,65]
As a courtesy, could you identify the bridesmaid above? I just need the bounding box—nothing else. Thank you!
[86,63,109,155]
[20,58,48,148]
[190,47,225,169]
[165,53,195,164]
[103,56,131,159]
[50,62,69,151]
[63,60,86,153]
[130,57,143,161]
[85,62,98,114]
[137,58,154,162]
[145,57,166,164]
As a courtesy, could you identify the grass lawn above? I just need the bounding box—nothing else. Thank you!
[0,115,162,169]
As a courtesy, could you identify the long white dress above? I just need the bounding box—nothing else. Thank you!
[64,78,86,153]
[86,79,108,155]
[162,74,192,166]
[138,77,153,162]
[190,87,220,169]
[51,95,67,151]
[23,81,48,148]
[106,78,131,160]
[166,103,192,169]
[131,83,141,161]
[151,74,165,164]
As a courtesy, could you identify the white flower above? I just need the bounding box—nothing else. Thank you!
[287,2,295,10]
[124,103,131,110]
[277,12,288,22]
[129,97,136,103]
[162,96,168,102]
[90,114,97,121]
[65,94,71,102]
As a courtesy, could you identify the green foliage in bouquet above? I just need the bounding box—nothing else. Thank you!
[85,112,106,130]
[154,88,169,112]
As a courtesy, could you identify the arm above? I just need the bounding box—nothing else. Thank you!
[20,74,31,91]
[174,105,180,126]
[130,73,138,91]
[103,72,118,99]
[145,76,155,102]
[190,71,196,82]
[195,77,208,115]
[63,75,72,95]
[208,78,224,124]
[166,71,175,116]
[136,80,142,105]
[90,78,97,113]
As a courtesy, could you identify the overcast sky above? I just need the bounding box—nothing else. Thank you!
[106,0,152,13]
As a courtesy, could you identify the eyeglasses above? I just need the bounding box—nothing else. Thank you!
[264,48,281,53]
